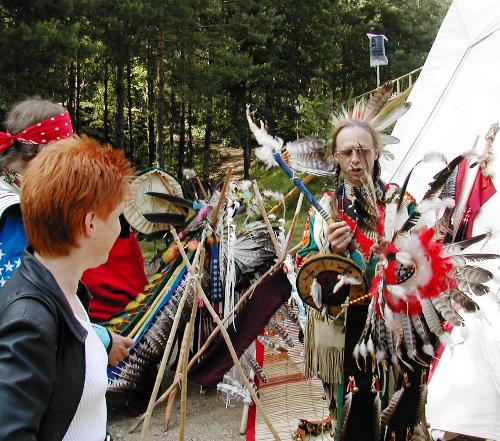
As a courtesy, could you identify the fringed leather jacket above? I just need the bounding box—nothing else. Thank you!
[0,248,89,441]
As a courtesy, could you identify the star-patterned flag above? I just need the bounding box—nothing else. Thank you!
[0,208,27,287]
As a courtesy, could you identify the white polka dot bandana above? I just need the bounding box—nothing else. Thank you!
[0,111,74,152]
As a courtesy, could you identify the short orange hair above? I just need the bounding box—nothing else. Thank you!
[21,135,133,257]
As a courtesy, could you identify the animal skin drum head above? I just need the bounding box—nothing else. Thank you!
[296,253,368,317]
[123,167,184,234]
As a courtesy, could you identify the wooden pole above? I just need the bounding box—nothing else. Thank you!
[178,248,204,439]
[171,228,282,440]
[139,229,207,441]
[282,193,304,260]
[129,258,286,433]
[164,322,189,428]
[252,180,281,255]
[210,166,233,230]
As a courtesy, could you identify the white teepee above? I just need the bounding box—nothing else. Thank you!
[382,1,500,439]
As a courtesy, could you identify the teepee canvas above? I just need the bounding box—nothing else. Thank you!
[382,1,500,439]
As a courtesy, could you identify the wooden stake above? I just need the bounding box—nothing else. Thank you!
[179,248,204,439]
[282,192,304,260]
[171,228,282,440]
[129,259,285,433]
[252,180,281,255]
[195,176,208,199]
[210,166,233,230]
[164,323,189,428]
[139,229,207,441]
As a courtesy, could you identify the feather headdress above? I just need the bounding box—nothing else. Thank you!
[331,82,411,161]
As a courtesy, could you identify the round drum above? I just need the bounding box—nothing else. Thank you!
[123,167,184,234]
[296,253,368,317]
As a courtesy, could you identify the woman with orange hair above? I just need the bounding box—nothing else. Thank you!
[0,97,148,366]
[0,135,132,441]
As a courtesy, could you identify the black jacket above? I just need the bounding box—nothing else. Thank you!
[0,248,90,441]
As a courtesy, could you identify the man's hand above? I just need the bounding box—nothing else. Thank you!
[108,331,133,366]
[370,239,388,257]
[327,221,352,254]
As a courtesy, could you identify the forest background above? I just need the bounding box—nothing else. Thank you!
[0,0,450,183]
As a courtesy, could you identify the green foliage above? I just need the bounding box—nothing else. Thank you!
[0,0,451,181]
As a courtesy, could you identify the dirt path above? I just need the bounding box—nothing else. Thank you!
[212,145,245,179]
[108,375,246,441]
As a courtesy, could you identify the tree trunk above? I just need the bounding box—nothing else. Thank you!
[242,85,251,179]
[187,101,193,168]
[75,56,81,133]
[127,58,134,161]
[115,60,125,149]
[103,60,110,142]
[67,62,76,124]
[177,99,186,180]
[147,43,156,166]
[156,31,165,168]
[169,88,176,153]
[203,98,213,183]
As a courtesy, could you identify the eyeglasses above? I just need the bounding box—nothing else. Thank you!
[334,147,375,159]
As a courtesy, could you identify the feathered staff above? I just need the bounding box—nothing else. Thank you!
[246,105,336,225]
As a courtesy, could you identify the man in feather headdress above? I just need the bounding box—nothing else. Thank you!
[295,85,429,441]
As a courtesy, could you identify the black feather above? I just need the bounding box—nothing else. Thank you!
[145,192,194,209]
[422,154,464,200]
[443,233,490,254]
[143,212,187,225]
[398,211,422,234]
[457,253,500,262]
[397,163,419,211]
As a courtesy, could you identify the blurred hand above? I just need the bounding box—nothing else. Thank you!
[370,239,388,257]
[108,331,133,366]
[327,221,352,254]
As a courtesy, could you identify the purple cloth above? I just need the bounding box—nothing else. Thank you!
[189,269,290,387]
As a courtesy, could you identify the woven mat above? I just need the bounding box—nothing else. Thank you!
[247,315,334,441]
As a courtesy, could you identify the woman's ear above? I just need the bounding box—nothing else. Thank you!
[84,212,95,237]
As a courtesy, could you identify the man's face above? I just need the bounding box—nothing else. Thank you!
[334,126,378,187]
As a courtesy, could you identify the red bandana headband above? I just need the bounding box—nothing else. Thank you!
[0,111,74,152]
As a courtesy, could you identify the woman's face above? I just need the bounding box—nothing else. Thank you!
[334,126,378,187]
[89,202,124,267]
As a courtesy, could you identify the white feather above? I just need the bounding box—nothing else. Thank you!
[380,147,395,160]
[262,189,285,202]
[421,151,447,164]
[238,180,252,191]
[376,349,386,362]
[367,336,375,355]
[353,343,360,360]
[255,146,278,169]
[182,168,197,179]
[395,252,414,267]
[333,275,361,293]
[399,234,432,287]
[246,106,283,151]
[359,340,368,358]
[422,343,434,356]
[311,279,322,309]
